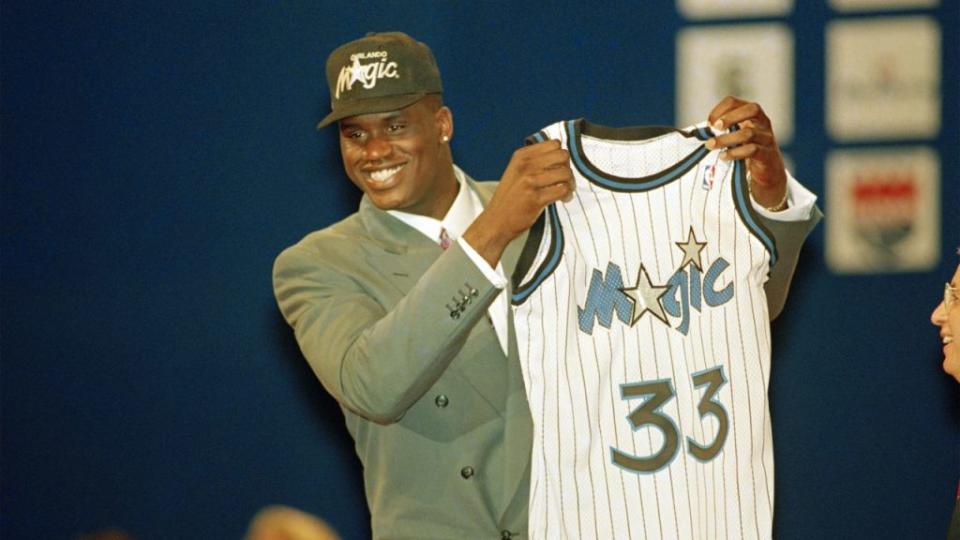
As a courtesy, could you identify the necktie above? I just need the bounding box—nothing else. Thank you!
[439,228,452,250]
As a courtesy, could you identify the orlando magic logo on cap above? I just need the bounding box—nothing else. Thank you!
[317,31,443,128]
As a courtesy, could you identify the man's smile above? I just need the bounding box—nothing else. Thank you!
[365,163,406,186]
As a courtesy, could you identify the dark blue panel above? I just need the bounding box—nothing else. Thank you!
[2,1,957,539]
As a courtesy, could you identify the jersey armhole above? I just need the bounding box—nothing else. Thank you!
[511,203,565,305]
[512,128,564,305]
[730,151,779,268]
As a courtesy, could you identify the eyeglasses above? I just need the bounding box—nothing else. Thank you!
[945,283,957,312]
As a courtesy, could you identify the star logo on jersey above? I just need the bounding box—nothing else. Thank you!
[675,227,708,270]
[620,264,670,325]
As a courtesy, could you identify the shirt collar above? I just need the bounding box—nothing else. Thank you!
[387,165,481,245]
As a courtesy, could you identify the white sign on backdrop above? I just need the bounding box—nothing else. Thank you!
[826,17,941,140]
[677,0,793,19]
[676,24,793,143]
[826,147,940,274]
[830,0,938,11]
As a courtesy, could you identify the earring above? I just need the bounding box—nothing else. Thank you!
[442,135,449,142]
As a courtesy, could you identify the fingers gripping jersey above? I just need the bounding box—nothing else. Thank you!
[512,120,778,540]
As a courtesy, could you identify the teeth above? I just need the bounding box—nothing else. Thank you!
[369,165,403,183]
[945,336,954,345]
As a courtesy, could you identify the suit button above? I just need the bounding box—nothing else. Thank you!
[500,531,513,539]
[434,394,449,408]
[460,466,474,479]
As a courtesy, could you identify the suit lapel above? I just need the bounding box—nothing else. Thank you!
[357,183,512,413]
[359,196,440,295]
[359,175,536,519]
[361,176,531,295]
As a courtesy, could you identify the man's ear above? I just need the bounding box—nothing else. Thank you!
[436,106,453,143]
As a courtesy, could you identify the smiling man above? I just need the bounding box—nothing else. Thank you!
[273,31,819,539]
[929,255,960,538]
[273,32,572,539]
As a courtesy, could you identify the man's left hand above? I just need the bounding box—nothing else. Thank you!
[706,96,787,209]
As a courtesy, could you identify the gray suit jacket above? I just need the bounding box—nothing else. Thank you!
[273,173,820,539]
[274,177,533,539]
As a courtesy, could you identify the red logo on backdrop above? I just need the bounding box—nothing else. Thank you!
[851,171,917,265]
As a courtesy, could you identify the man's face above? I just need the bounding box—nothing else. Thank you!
[338,97,455,219]
[931,263,960,383]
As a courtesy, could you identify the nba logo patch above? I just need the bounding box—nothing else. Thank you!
[826,147,940,273]
[700,155,728,190]
[701,162,716,190]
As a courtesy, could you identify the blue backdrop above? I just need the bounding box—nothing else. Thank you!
[2,2,957,539]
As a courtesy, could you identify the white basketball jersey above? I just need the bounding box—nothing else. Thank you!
[512,119,778,540]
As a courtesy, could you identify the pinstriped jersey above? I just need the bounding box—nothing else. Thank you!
[512,119,778,540]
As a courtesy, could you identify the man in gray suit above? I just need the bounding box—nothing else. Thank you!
[273,32,819,539]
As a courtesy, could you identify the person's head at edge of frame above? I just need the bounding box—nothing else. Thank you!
[931,248,960,384]
[318,31,457,221]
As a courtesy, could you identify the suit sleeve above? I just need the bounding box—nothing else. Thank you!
[273,241,500,424]
[760,203,822,320]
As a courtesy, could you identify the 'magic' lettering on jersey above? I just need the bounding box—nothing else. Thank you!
[576,262,634,334]
[577,256,734,336]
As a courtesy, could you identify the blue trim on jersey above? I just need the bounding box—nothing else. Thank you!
[566,120,711,192]
[511,203,564,304]
[523,130,548,147]
[732,158,778,267]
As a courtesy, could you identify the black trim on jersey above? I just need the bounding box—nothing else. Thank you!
[579,122,715,141]
[511,203,564,306]
[580,121,678,141]
[511,209,546,292]
[692,125,715,141]
[568,119,713,193]
[729,130,778,267]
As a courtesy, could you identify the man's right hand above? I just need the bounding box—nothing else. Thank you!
[463,140,574,267]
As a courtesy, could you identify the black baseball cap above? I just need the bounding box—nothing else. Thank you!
[317,32,443,128]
